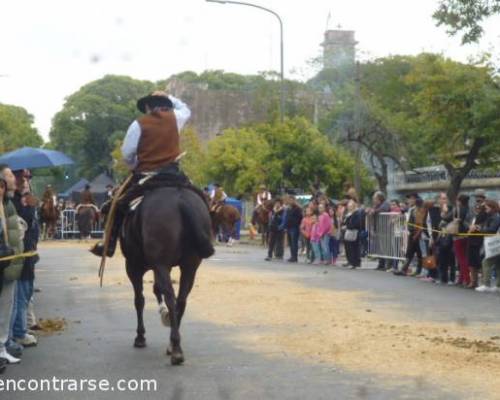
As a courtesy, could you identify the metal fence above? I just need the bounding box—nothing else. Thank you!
[366,212,407,261]
[59,209,104,239]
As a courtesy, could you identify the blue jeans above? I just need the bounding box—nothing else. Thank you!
[287,227,300,260]
[311,241,322,262]
[329,236,339,260]
[320,235,331,261]
[10,279,34,339]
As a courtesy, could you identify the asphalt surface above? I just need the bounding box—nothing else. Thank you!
[2,242,499,400]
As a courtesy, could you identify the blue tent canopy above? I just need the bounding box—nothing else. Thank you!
[0,147,74,170]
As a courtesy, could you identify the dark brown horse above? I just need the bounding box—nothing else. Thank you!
[40,199,59,240]
[120,187,214,365]
[76,204,99,239]
[210,204,241,246]
[253,199,273,246]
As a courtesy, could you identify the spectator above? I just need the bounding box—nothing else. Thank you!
[317,203,332,265]
[467,192,488,289]
[396,193,425,276]
[454,194,473,287]
[435,193,456,285]
[265,199,285,261]
[329,206,340,265]
[282,196,303,263]
[300,207,314,263]
[342,199,363,269]
[390,199,402,213]
[10,170,39,347]
[0,165,25,366]
[475,200,500,292]
[310,214,322,265]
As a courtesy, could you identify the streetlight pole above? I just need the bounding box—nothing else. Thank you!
[206,0,285,122]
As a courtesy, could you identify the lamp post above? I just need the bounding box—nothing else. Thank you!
[206,0,285,122]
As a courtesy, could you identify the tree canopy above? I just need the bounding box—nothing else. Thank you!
[0,103,43,153]
[50,75,156,178]
[434,0,500,43]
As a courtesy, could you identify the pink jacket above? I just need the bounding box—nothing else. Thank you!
[317,212,332,237]
[310,223,321,243]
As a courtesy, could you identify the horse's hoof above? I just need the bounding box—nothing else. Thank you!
[160,308,170,327]
[134,337,147,348]
[166,345,172,356]
[170,352,184,366]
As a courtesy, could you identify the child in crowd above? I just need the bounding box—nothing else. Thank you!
[300,207,314,263]
[310,214,322,265]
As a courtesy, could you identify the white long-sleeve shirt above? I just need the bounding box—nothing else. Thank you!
[121,95,191,169]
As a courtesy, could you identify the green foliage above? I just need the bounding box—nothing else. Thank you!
[179,127,207,187]
[50,75,156,178]
[205,117,372,197]
[434,0,500,44]
[0,103,43,152]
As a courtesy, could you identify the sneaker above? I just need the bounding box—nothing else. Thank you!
[14,334,37,347]
[0,350,21,364]
[6,341,23,358]
[475,285,492,293]
[264,257,272,261]
[447,281,456,286]
[490,287,499,293]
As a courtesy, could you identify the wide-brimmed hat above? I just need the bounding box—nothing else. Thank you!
[137,91,173,113]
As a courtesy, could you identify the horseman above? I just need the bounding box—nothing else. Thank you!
[90,91,191,257]
[251,184,272,227]
[210,184,227,213]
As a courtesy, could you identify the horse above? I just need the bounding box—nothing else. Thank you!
[210,204,241,246]
[253,199,274,246]
[40,199,59,240]
[76,204,99,240]
[120,186,214,365]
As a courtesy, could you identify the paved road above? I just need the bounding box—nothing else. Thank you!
[2,242,499,399]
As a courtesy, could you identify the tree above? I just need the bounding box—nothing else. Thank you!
[50,75,156,178]
[179,127,207,187]
[205,117,373,198]
[402,54,500,201]
[434,0,500,43]
[0,103,43,152]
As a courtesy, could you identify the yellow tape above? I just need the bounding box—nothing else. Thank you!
[0,251,38,262]
[406,222,499,237]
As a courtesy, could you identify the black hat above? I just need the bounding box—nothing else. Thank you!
[137,91,173,113]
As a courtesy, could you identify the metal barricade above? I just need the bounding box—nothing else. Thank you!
[59,209,104,239]
[367,212,407,260]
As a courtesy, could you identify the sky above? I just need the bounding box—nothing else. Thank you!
[1,0,499,141]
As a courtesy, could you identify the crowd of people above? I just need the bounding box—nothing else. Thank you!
[257,186,500,293]
[0,166,41,374]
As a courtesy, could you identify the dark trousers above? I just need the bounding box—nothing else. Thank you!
[287,227,300,261]
[344,240,361,267]
[268,230,284,259]
[403,237,422,271]
[438,242,456,283]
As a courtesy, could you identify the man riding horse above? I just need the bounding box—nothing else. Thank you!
[209,183,227,213]
[90,91,193,258]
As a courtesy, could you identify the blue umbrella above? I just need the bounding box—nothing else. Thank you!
[0,147,75,170]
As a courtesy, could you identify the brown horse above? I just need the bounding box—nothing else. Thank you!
[210,204,241,246]
[40,199,59,240]
[76,204,99,240]
[253,199,274,246]
[120,186,214,365]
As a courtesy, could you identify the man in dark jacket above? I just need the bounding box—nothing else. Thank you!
[281,196,303,263]
[265,199,285,261]
[10,170,39,348]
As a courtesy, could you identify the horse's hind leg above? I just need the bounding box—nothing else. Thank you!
[154,267,184,365]
[126,261,146,348]
[176,257,200,327]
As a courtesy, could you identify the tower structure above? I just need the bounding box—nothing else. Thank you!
[321,29,356,70]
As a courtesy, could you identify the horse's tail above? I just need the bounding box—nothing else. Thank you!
[179,196,215,259]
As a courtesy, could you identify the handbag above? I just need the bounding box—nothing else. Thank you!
[444,219,459,235]
[344,229,359,242]
[423,254,437,269]
[484,235,500,260]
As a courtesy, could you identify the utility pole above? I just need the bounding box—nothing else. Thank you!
[353,61,362,197]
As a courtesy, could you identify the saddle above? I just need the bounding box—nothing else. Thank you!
[120,163,209,212]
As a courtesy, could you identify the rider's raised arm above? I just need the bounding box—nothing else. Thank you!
[121,120,141,169]
[168,95,191,132]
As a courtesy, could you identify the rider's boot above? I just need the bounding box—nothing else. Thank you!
[90,213,123,258]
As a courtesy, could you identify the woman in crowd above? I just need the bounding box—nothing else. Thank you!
[300,207,314,263]
[310,214,322,265]
[342,199,363,269]
[317,203,332,265]
[475,200,500,292]
[328,206,340,265]
[466,199,487,288]
[436,193,456,285]
[453,194,473,287]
